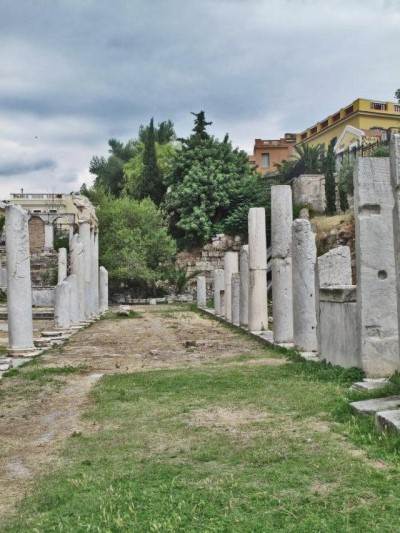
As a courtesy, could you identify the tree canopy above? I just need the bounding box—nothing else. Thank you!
[96,194,176,290]
[164,113,266,247]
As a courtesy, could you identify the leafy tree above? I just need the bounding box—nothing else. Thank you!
[138,119,175,145]
[96,194,176,293]
[337,154,354,197]
[395,88,400,103]
[124,142,176,201]
[324,143,336,215]
[164,121,266,247]
[89,138,136,197]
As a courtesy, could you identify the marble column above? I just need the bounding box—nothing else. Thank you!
[70,234,85,322]
[239,245,249,328]
[231,273,240,326]
[99,266,109,314]
[58,247,67,283]
[79,221,92,319]
[292,219,318,351]
[5,205,35,355]
[54,280,71,329]
[355,155,399,376]
[66,274,80,326]
[224,252,239,322]
[271,185,293,343]
[213,269,225,316]
[196,275,206,308]
[90,229,99,316]
[44,223,54,250]
[248,207,268,331]
[391,134,400,354]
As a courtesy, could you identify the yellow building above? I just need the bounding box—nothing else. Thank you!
[296,98,400,152]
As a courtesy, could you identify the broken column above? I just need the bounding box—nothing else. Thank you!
[355,156,399,376]
[224,252,239,322]
[54,280,71,329]
[44,222,54,250]
[66,274,80,326]
[248,207,268,331]
[70,233,85,322]
[317,246,352,287]
[79,221,92,319]
[5,204,36,355]
[58,247,67,283]
[231,273,240,326]
[271,185,293,343]
[390,134,400,344]
[213,269,225,316]
[196,275,206,308]
[292,219,318,351]
[239,245,249,327]
[99,266,109,314]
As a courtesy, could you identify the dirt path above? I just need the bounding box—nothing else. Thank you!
[0,305,280,523]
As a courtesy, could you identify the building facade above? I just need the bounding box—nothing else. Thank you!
[249,134,296,173]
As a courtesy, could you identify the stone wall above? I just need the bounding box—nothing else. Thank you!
[176,234,242,298]
[28,216,45,253]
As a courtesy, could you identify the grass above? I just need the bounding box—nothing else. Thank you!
[2,365,83,381]
[108,310,142,319]
[3,340,400,532]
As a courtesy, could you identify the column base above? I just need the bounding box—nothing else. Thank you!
[7,347,42,357]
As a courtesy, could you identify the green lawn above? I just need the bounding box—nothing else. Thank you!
[3,344,400,532]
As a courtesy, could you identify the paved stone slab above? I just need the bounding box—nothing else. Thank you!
[351,379,389,392]
[350,396,400,416]
[376,409,400,434]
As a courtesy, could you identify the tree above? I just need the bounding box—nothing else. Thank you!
[89,138,136,197]
[124,142,177,201]
[96,195,176,292]
[294,144,324,174]
[395,88,400,103]
[164,116,266,247]
[324,143,336,215]
[138,119,176,145]
[139,118,165,205]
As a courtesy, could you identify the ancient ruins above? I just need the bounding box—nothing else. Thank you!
[0,195,109,365]
[198,134,400,393]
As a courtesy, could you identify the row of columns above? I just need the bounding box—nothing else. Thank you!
[4,204,108,355]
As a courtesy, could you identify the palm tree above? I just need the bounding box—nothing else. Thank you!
[294,144,325,174]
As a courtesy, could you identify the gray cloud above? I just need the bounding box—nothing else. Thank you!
[0,0,399,197]
[0,158,56,177]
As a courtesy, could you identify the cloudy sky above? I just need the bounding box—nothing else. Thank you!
[0,0,399,200]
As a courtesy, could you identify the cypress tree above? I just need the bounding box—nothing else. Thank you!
[324,143,336,215]
[141,118,165,205]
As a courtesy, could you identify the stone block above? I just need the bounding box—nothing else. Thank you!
[350,396,400,416]
[376,409,400,434]
[317,246,352,288]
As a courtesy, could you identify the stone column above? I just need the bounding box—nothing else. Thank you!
[66,274,80,326]
[355,156,399,376]
[224,252,239,322]
[391,134,400,346]
[213,269,224,316]
[91,231,100,316]
[70,234,85,322]
[5,204,35,355]
[271,185,293,343]
[248,207,268,332]
[58,247,68,283]
[79,221,92,319]
[239,245,249,327]
[219,290,225,317]
[44,223,54,250]
[54,281,71,329]
[99,266,109,314]
[196,275,206,308]
[231,273,240,326]
[292,219,318,351]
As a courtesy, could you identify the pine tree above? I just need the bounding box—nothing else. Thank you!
[191,111,212,140]
[324,143,336,215]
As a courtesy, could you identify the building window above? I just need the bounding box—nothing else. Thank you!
[49,209,57,213]
[370,102,387,111]
[394,105,400,113]
[261,153,270,168]
[33,209,42,213]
